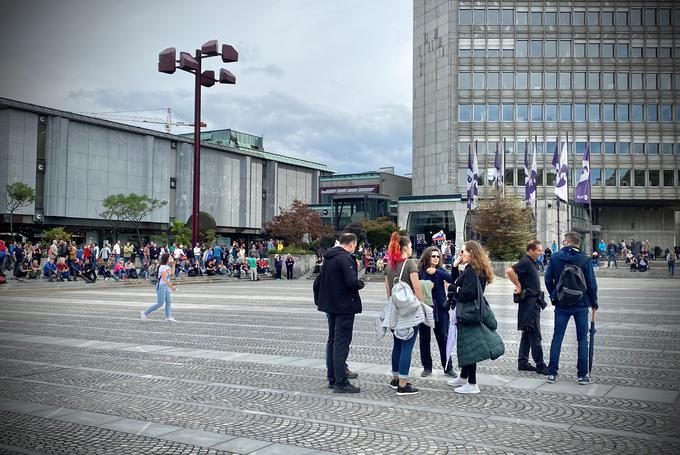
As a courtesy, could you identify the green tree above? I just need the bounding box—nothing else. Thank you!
[265,200,331,246]
[170,220,192,246]
[100,193,128,242]
[100,193,167,246]
[6,182,35,238]
[342,222,367,245]
[42,226,71,242]
[470,194,535,261]
[361,217,398,249]
[202,228,217,246]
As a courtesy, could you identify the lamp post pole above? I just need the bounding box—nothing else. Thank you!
[158,40,238,246]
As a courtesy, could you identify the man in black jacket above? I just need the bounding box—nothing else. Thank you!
[506,240,548,375]
[316,233,365,393]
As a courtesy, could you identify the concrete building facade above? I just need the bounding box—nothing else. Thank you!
[407,0,680,252]
[0,98,331,244]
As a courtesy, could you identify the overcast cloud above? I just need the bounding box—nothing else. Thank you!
[0,0,413,174]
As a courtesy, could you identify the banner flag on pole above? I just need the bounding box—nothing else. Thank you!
[466,144,476,209]
[523,141,537,204]
[493,142,503,190]
[432,230,446,242]
[575,141,591,205]
[555,139,569,203]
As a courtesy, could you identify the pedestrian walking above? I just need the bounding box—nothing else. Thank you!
[274,254,282,280]
[446,241,504,394]
[315,233,365,393]
[545,232,599,385]
[667,250,677,276]
[506,240,549,375]
[417,246,454,377]
[607,240,618,268]
[248,255,258,281]
[285,254,295,279]
[141,253,177,322]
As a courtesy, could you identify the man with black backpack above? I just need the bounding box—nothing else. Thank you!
[544,231,598,385]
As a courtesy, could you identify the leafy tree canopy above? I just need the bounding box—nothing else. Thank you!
[265,200,331,247]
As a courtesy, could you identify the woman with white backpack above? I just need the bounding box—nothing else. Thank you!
[383,232,428,396]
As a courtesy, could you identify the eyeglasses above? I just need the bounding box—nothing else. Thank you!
[431,255,440,258]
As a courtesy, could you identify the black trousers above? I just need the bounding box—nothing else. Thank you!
[418,307,451,371]
[326,313,355,386]
[518,316,546,367]
[460,363,477,384]
[286,266,294,279]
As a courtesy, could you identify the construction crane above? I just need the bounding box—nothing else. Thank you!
[81,108,206,133]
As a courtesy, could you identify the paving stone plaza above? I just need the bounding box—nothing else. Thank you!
[0,276,678,454]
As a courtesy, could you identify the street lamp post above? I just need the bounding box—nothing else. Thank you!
[158,40,238,246]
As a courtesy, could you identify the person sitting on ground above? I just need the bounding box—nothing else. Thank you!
[28,260,42,279]
[125,260,138,279]
[205,258,216,276]
[232,260,242,279]
[81,261,97,283]
[56,258,71,281]
[591,252,600,270]
[14,259,29,279]
[257,258,269,275]
[112,259,126,281]
[217,262,229,275]
[638,255,649,272]
[70,258,84,281]
[629,255,638,271]
[43,258,57,281]
[188,259,202,277]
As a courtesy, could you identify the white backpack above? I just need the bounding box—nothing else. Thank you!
[391,260,416,307]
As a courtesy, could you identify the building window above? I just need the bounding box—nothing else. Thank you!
[647,143,659,155]
[590,142,601,155]
[559,72,571,89]
[560,103,572,121]
[488,104,499,122]
[531,11,542,25]
[631,73,643,89]
[459,9,472,25]
[616,43,629,57]
[459,141,470,154]
[545,11,556,25]
[531,40,543,57]
[663,170,675,186]
[616,11,628,26]
[632,104,644,121]
[634,170,646,186]
[617,72,629,90]
[588,42,600,57]
[633,143,645,155]
[588,11,599,25]
[473,8,486,25]
[505,140,516,154]
[531,73,542,89]
[603,72,614,89]
[517,104,529,121]
[591,168,602,186]
[460,47,471,57]
[618,104,629,121]
[502,72,514,89]
[473,104,486,122]
[546,104,558,121]
[474,72,485,89]
[502,104,514,121]
[619,168,631,186]
[547,170,556,186]
[660,73,672,90]
[659,47,672,58]
[517,168,526,185]
[644,8,656,26]
[574,72,586,89]
[505,168,515,186]
[661,105,672,122]
[459,72,471,89]
[576,142,587,154]
[618,142,630,155]
[588,72,600,89]
[647,104,658,122]
[545,40,557,57]
[676,105,680,121]
[516,72,528,89]
[645,47,657,58]
[559,11,571,25]
[502,9,514,25]
[662,143,673,155]
[575,103,586,121]
[531,104,543,122]
[516,10,528,25]
[604,168,616,186]
[459,104,471,121]
[602,11,614,25]
[559,40,571,57]
[602,43,614,57]
[574,11,586,25]
[603,104,615,121]
[589,103,600,122]
[516,40,528,57]
[545,72,557,89]
[646,73,657,90]
[487,72,499,89]
[632,47,643,57]
[487,9,500,25]
[605,142,616,154]
[574,43,586,57]
[631,9,642,25]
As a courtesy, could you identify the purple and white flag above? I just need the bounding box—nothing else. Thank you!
[493,142,503,190]
[575,141,591,205]
[466,144,478,209]
[555,140,569,203]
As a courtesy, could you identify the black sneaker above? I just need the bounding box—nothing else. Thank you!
[420,369,432,377]
[328,381,335,389]
[345,369,359,379]
[444,367,456,377]
[389,378,399,390]
[535,364,549,375]
[518,363,537,372]
[396,383,420,396]
[333,383,360,393]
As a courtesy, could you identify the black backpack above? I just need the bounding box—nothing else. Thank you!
[555,259,588,306]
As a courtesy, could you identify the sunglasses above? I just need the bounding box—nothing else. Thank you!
[431,255,440,258]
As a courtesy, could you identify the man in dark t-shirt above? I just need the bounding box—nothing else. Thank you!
[506,240,548,375]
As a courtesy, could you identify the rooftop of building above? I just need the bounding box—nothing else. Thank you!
[0,97,332,173]
[320,168,412,182]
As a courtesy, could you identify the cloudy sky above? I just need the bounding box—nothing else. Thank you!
[0,0,413,174]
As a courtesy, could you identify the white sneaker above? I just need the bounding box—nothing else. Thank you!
[454,383,480,394]
[165,317,176,322]
[140,311,146,321]
[447,377,468,387]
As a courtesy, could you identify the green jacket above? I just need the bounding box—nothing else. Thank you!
[456,301,505,367]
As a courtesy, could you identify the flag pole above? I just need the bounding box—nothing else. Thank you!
[587,134,593,255]
[502,138,506,197]
[566,132,571,232]
[556,136,561,243]
[534,135,538,237]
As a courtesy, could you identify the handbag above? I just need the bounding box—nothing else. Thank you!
[455,274,484,324]
[391,261,416,307]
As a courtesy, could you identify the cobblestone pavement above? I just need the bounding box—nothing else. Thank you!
[0,277,679,454]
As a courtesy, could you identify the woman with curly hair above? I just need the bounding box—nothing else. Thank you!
[446,240,504,394]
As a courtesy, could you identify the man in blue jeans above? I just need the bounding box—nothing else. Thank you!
[544,231,598,385]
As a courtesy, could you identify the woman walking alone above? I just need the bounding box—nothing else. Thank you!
[141,253,177,322]
[418,246,454,377]
[447,240,504,394]
[384,232,426,396]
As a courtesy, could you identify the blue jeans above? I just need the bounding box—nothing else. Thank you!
[145,285,172,318]
[548,305,589,377]
[391,331,418,379]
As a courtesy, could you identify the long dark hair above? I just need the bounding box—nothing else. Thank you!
[160,253,170,265]
[418,246,443,272]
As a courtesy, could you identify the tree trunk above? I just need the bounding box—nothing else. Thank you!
[136,226,142,247]
[8,211,14,240]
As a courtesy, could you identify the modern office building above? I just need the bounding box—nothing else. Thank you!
[408,1,680,251]
[0,98,331,244]
[312,168,412,229]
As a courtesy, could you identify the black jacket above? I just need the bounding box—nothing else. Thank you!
[315,246,365,315]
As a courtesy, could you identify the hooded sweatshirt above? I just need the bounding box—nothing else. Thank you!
[315,246,364,315]
[544,246,598,310]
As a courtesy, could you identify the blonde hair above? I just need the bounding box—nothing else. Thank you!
[463,240,494,284]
